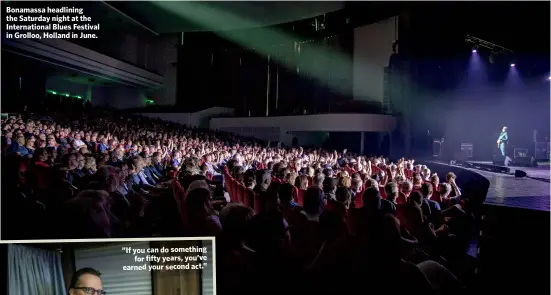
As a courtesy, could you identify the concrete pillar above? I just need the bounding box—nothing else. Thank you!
[388,131,393,158]
[360,132,365,155]
[86,84,92,102]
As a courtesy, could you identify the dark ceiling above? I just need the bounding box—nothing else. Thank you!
[411,2,550,53]
[104,1,344,33]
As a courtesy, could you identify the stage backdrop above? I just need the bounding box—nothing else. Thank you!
[443,81,550,159]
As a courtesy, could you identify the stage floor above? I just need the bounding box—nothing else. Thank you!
[429,161,550,212]
[468,161,550,181]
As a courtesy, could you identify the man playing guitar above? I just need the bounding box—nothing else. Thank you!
[497,126,508,156]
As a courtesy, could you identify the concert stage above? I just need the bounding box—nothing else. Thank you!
[425,160,550,212]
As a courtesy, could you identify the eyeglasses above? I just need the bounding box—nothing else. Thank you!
[72,287,106,295]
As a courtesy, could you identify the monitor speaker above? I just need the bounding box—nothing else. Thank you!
[512,156,538,167]
[514,170,527,178]
[493,155,505,166]
[493,155,512,166]
[454,150,469,162]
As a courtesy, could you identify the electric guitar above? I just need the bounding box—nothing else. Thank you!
[497,139,501,148]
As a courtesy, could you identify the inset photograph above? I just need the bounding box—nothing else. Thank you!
[4,238,215,295]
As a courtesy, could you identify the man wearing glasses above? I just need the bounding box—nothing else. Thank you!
[69,268,106,295]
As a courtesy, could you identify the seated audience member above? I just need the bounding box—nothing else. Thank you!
[350,174,363,193]
[187,179,210,192]
[420,182,443,227]
[83,155,97,176]
[150,152,166,178]
[253,169,271,197]
[399,191,449,242]
[58,154,79,187]
[437,183,454,208]
[311,172,325,188]
[19,137,35,158]
[243,169,256,190]
[364,178,379,191]
[382,181,399,215]
[323,177,338,200]
[413,175,423,191]
[232,166,246,183]
[179,164,208,191]
[338,176,351,189]
[301,187,326,221]
[446,172,462,197]
[361,186,382,217]
[183,187,222,236]
[318,207,348,243]
[100,166,147,233]
[71,134,86,149]
[262,182,281,213]
[399,180,413,205]
[284,170,298,185]
[61,190,114,238]
[430,173,440,189]
[364,214,440,294]
[217,204,256,295]
[334,186,352,210]
[171,151,183,171]
[348,176,363,208]
[422,167,431,182]
[294,174,309,190]
[278,182,300,210]
[141,156,158,184]
[73,153,87,178]
[246,211,298,294]
[396,191,427,240]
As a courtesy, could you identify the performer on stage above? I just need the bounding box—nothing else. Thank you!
[497,126,508,156]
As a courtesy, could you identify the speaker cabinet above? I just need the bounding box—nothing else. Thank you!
[512,156,538,167]
[493,155,512,166]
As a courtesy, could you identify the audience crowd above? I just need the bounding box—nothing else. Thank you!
[2,99,476,295]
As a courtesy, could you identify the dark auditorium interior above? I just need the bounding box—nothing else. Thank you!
[1,2,550,295]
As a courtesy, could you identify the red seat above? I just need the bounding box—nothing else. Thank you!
[230,178,239,202]
[431,182,438,194]
[243,188,252,208]
[397,192,407,205]
[396,204,425,239]
[430,192,442,204]
[353,188,364,208]
[380,188,387,200]
[18,159,29,185]
[244,188,257,211]
[297,188,306,206]
[236,183,245,203]
[167,170,178,179]
[34,164,52,190]
[223,170,232,190]
[172,180,187,225]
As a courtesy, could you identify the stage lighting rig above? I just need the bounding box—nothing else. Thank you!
[465,35,513,55]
